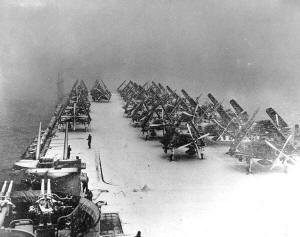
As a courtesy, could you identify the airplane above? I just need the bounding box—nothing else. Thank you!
[207,93,240,139]
[179,92,236,142]
[90,80,111,102]
[227,108,298,173]
[58,84,92,131]
[161,121,209,161]
[141,106,167,139]
[201,95,257,143]
[139,88,205,140]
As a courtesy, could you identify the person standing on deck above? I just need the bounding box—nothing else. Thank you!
[82,175,89,193]
[67,145,71,159]
[135,231,141,237]
[87,134,92,149]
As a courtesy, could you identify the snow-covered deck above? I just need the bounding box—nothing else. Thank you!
[45,93,300,237]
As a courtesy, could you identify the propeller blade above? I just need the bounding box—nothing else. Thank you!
[193,103,199,122]
[277,135,292,159]
[195,103,199,113]
[149,124,163,127]
[213,119,226,129]
[197,133,210,140]
[195,146,201,159]
[187,123,194,140]
[178,142,193,150]
[265,140,279,151]
[271,135,293,169]
[215,115,236,140]
[265,140,291,163]
[182,111,194,117]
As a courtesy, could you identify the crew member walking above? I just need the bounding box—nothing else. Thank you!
[87,134,92,149]
[67,145,71,159]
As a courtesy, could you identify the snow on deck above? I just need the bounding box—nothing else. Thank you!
[46,94,300,237]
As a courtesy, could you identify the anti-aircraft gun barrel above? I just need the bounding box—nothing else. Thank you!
[0,181,7,196]
[35,122,42,160]
[47,179,51,196]
[41,179,45,196]
[5,181,13,198]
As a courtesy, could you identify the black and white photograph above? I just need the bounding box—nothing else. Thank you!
[0,0,300,236]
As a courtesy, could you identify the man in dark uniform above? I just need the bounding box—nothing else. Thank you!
[87,134,92,149]
[82,175,89,193]
[67,145,71,159]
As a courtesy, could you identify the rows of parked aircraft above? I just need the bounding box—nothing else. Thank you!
[58,80,91,131]
[117,80,299,173]
[14,80,94,177]
[15,79,114,176]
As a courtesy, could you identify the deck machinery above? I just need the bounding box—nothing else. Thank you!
[0,179,104,237]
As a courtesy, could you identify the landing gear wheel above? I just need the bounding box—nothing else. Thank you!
[164,148,168,154]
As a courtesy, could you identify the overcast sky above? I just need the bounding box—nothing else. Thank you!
[0,0,300,122]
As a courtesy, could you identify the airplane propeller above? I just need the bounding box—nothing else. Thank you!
[177,124,209,158]
[187,123,200,159]
[265,135,293,170]
[199,99,224,123]
[215,115,238,141]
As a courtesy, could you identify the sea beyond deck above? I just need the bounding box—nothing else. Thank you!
[45,93,300,237]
